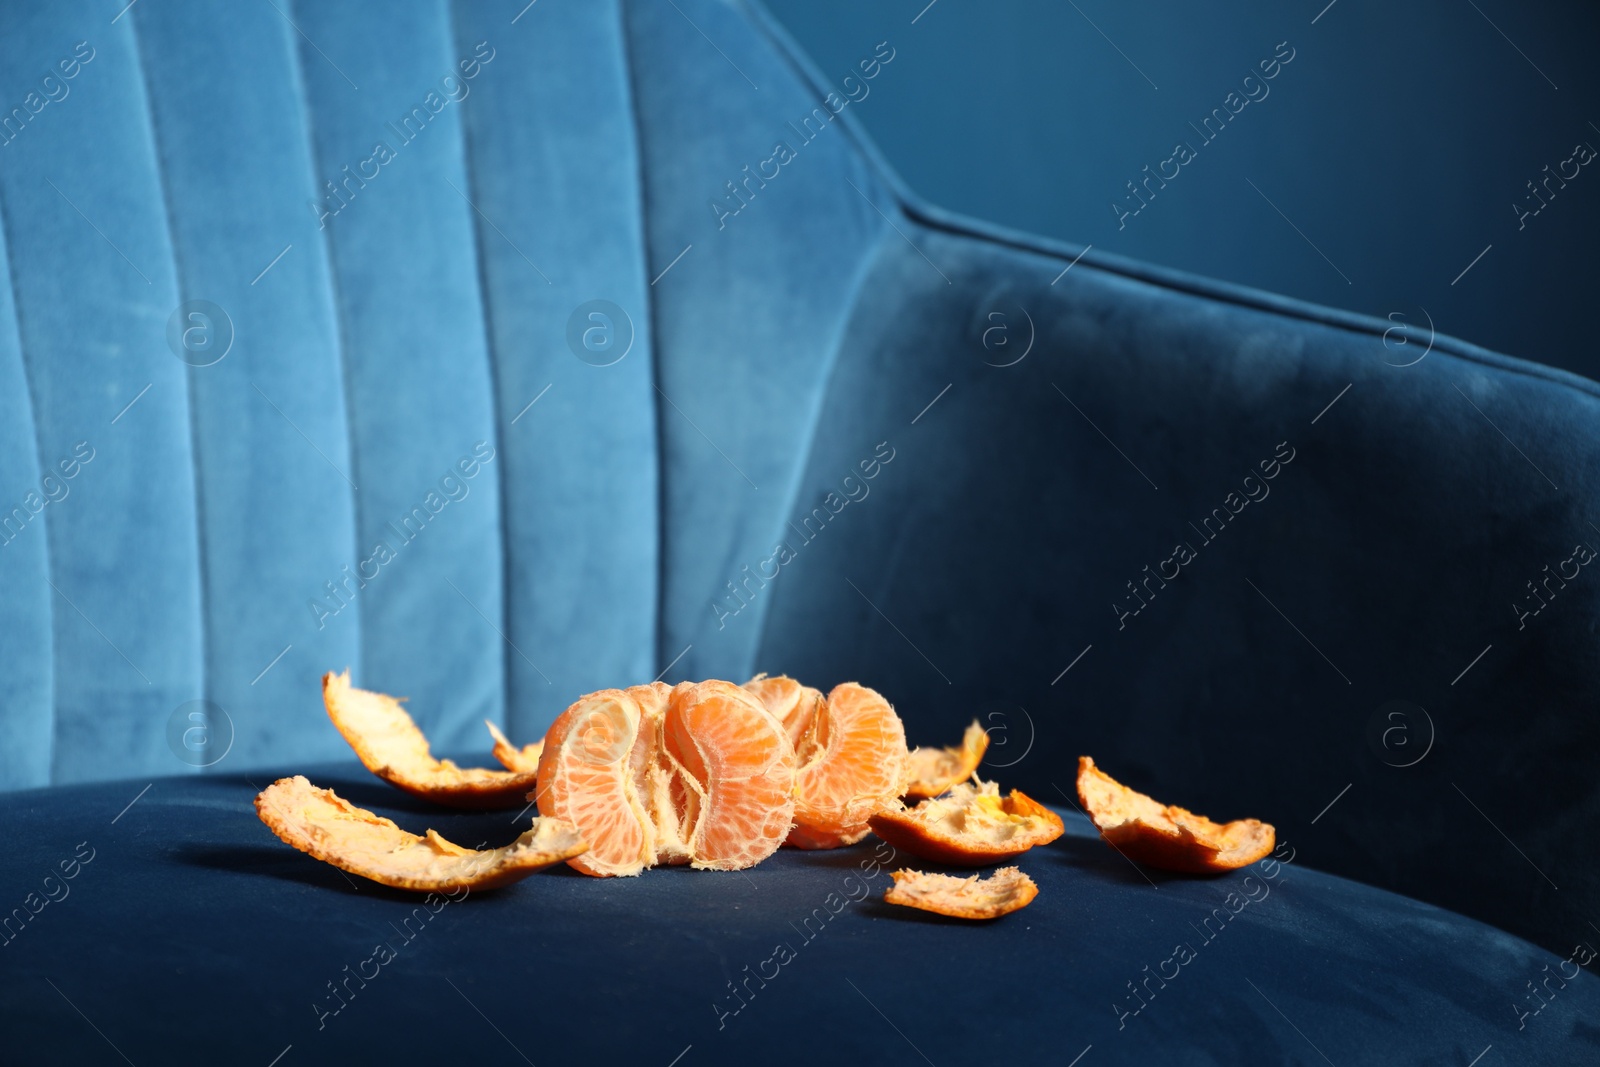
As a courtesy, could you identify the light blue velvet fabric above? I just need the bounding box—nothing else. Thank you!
[1,0,1598,960]
[0,0,897,786]
[0,8,203,786]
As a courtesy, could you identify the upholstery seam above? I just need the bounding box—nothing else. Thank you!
[900,206,1600,400]
[739,0,1600,403]
[128,9,209,775]
[0,157,56,784]
[746,191,893,672]
[443,0,512,731]
[617,0,667,674]
[284,0,366,681]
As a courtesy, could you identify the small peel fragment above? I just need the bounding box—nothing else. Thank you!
[904,720,989,799]
[485,719,543,774]
[868,780,1064,865]
[255,775,586,892]
[884,866,1037,919]
[322,670,538,809]
[1076,756,1274,873]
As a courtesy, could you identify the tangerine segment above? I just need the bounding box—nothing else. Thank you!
[1076,756,1274,873]
[485,720,542,774]
[904,720,989,799]
[883,867,1038,920]
[665,680,796,870]
[787,682,909,850]
[255,776,585,892]
[744,674,824,750]
[322,670,537,809]
[868,780,1064,865]
[535,681,791,876]
[535,687,657,877]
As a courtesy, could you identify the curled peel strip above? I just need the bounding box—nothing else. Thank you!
[1076,756,1274,873]
[322,670,539,809]
[254,775,586,892]
[904,719,989,799]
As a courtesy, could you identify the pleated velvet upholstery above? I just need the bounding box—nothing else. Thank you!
[134,0,361,773]
[445,0,659,726]
[624,0,888,682]
[0,0,671,782]
[0,5,203,787]
[0,191,51,787]
[0,0,890,789]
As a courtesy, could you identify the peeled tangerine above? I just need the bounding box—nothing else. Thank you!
[322,670,537,809]
[904,719,988,799]
[744,675,909,849]
[868,780,1064,865]
[884,867,1038,920]
[1076,756,1274,873]
[536,680,796,877]
[255,776,585,892]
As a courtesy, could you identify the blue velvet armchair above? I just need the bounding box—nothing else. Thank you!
[3,1,1597,1063]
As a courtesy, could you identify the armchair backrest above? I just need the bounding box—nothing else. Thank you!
[0,0,889,786]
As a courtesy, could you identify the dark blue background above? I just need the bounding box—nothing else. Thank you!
[768,0,1600,382]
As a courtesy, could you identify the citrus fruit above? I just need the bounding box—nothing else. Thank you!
[743,673,823,750]
[535,680,795,876]
[783,682,909,850]
[485,719,542,773]
[868,780,1063,864]
[883,866,1038,919]
[664,680,797,870]
[1076,756,1274,873]
[322,670,537,809]
[254,775,585,892]
[532,684,663,877]
[904,719,988,799]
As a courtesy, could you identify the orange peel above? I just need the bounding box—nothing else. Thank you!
[904,719,989,799]
[883,866,1038,919]
[485,719,542,773]
[868,780,1064,865]
[254,775,586,892]
[321,670,538,809]
[1076,756,1274,873]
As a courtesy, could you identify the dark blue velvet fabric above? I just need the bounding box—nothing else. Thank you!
[2,765,1596,1065]
[764,0,1600,386]
[2,1,1599,1053]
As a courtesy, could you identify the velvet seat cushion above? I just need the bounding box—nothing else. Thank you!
[2,763,1593,1064]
